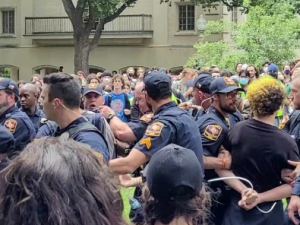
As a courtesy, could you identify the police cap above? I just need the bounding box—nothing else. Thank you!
[0,78,19,96]
[186,73,214,94]
[210,77,244,95]
[83,83,103,96]
[143,71,172,98]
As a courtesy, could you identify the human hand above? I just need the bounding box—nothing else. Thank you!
[288,195,300,225]
[124,109,131,115]
[99,106,115,119]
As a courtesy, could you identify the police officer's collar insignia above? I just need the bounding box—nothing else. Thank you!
[88,83,97,89]
[279,115,289,130]
[4,119,18,133]
[203,124,222,141]
[60,132,70,140]
[140,113,154,123]
[145,122,164,137]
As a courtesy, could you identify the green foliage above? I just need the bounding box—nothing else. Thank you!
[0,68,11,78]
[186,0,300,71]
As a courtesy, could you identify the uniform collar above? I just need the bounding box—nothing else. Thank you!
[55,117,87,136]
[20,106,42,117]
[0,105,18,121]
[154,101,176,115]
[209,106,230,128]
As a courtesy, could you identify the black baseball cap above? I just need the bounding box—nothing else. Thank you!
[143,71,172,97]
[83,83,103,96]
[145,144,203,201]
[186,73,214,94]
[210,77,244,95]
[101,70,112,78]
[0,78,19,96]
[0,124,15,154]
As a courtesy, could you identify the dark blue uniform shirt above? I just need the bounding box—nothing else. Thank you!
[20,107,46,133]
[128,113,153,141]
[134,101,203,167]
[54,117,110,162]
[0,105,36,153]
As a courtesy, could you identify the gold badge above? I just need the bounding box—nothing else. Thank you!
[93,152,104,162]
[4,119,18,133]
[140,113,154,123]
[203,125,222,141]
[140,137,152,150]
[145,122,164,137]
[223,77,235,85]
[279,115,289,130]
[88,83,97,89]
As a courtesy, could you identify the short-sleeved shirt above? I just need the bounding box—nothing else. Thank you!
[134,102,203,166]
[223,118,299,225]
[127,113,153,141]
[104,92,131,122]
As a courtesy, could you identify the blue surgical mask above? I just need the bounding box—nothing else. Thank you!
[239,77,249,85]
[284,70,290,75]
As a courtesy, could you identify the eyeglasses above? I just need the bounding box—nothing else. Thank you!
[226,92,240,99]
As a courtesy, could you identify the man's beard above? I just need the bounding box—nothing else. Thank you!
[219,101,236,114]
[0,100,10,116]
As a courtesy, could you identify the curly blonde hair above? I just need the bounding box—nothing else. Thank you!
[247,76,285,116]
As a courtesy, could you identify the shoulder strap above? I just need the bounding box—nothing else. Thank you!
[123,93,130,109]
[65,122,108,148]
[108,94,112,107]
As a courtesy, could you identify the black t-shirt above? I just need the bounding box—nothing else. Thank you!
[224,118,300,193]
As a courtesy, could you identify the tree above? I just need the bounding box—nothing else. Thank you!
[62,0,138,75]
[186,0,300,71]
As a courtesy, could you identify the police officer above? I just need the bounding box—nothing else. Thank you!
[0,78,36,156]
[19,83,46,132]
[109,71,203,174]
[196,76,244,225]
[82,83,105,112]
[0,124,15,169]
[40,73,110,162]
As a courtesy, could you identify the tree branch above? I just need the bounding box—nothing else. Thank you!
[61,0,76,22]
[103,0,138,24]
[90,21,104,50]
[75,0,88,24]
[220,0,243,9]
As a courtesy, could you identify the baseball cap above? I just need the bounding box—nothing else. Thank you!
[0,124,15,154]
[210,77,244,95]
[186,73,214,94]
[143,71,172,97]
[145,144,203,201]
[268,63,279,74]
[101,70,112,78]
[0,78,19,96]
[83,83,103,96]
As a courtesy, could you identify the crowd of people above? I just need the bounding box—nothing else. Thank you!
[1,61,300,225]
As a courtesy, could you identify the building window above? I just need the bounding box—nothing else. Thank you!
[2,10,15,34]
[179,5,195,31]
[232,7,238,23]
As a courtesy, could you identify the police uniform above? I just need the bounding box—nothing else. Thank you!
[20,107,46,132]
[134,71,203,166]
[0,124,14,169]
[196,77,244,225]
[0,79,36,155]
[128,113,153,141]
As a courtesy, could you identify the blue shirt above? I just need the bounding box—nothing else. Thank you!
[104,92,131,122]
[20,107,46,133]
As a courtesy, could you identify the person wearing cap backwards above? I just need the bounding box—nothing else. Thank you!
[195,76,244,225]
[109,71,203,175]
[0,78,36,157]
[142,144,210,225]
[39,73,110,162]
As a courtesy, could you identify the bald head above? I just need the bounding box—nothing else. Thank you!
[135,82,145,94]
[21,83,38,95]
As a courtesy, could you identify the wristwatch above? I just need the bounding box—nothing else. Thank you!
[107,114,116,123]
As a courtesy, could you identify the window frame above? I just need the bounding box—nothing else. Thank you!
[178,4,196,32]
[0,7,16,37]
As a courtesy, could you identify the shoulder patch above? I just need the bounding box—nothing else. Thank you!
[203,124,222,141]
[140,113,154,123]
[4,119,18,133]
[140,137,152,150]
[145,122,164,137]
[279,115,289,130]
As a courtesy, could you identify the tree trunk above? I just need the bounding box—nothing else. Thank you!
[74,34,90,77]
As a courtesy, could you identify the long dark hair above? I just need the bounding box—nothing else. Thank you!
[0,137,127,225]
[142,185,211,225]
